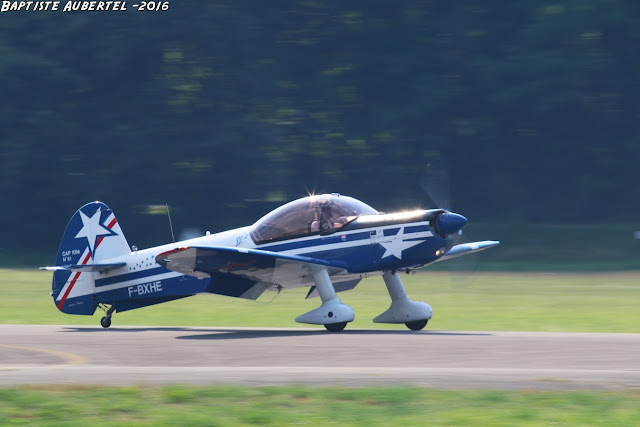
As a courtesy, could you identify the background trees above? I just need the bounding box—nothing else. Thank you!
[2,1,639,254]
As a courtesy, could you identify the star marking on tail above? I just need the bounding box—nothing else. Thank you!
[74,209,114,257]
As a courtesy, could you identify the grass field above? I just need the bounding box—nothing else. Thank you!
[0,385,639,426]
[2,268,639,332]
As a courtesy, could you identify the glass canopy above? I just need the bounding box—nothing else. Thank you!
[250,194,378,244]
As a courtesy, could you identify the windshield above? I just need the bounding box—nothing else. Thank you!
[250,194,378,244]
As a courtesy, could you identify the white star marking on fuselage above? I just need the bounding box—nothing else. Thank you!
[379,228,426,259]
[74,209,112,257]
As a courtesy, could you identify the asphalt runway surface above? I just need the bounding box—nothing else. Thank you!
[1,325,639,390]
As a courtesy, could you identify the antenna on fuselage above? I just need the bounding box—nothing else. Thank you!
[166,203,175,243]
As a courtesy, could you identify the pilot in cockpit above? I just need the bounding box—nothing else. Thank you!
[321,205,349,232]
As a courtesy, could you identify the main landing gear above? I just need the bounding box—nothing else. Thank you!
[374,271,432,331]
[296,268,431,332]
[100,305,115,329]
[295,267,355,332]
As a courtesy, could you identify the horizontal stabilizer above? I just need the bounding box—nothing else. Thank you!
[40,266,68,272]
[40,262,126,273]
[437,240,500,262]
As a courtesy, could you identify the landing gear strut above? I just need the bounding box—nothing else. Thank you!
[100,305,115,328]
[374,271,433,330]
[295,267,355,332]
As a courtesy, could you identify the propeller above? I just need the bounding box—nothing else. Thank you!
[420,159,451,211]
[420,158,466,239]
[419,159,482,286]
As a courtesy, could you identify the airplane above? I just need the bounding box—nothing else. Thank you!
[41,194,499,332]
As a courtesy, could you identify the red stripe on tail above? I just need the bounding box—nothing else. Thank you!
[57,217,118,310]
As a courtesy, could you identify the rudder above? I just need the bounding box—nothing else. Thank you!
[50,201,130,314]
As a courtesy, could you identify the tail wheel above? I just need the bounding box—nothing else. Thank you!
[100,305,115,328]
[324,322,347,332]
[405,319,428,331]
[100,316,112,328]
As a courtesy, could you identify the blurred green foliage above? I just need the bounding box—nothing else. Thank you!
[2,1,640,253]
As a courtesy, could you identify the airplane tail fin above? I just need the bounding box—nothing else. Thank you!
[47,201,131,314]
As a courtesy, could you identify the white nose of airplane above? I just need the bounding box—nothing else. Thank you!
[436,212,468,236]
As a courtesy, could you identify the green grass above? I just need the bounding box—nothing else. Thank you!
[2,269,639,332]
[0,385,638,426]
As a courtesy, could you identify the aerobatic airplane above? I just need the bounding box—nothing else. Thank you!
[41,194,498,331]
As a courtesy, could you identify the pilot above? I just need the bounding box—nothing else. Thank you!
[319,206,333,232]
[320,206,347,232]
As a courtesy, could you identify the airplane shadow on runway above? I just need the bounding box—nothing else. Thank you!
[60,327,491,340]
[174,330,492,340]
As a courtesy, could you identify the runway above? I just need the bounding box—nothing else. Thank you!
[1,325,638,390]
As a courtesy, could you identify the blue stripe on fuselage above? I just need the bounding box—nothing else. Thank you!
[96,274,210,311]
[405,224,430,233]
[258,231,370,252]
[383,228,401,236]
[94,266,168,287]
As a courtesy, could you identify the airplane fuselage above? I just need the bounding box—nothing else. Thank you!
[88,211,448,311]
[45,195,496,332]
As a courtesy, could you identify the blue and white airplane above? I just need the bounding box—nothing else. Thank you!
[41,194,498,331]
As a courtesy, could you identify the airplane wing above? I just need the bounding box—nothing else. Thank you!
[156,246,348,291]
[436,240,500,262]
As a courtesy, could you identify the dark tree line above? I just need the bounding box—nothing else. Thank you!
[2,1,640,252]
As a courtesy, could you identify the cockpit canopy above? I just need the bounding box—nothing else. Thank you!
[250,194,378,244]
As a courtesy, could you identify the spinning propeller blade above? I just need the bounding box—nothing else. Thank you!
[420,159,451,210]
[420,159,487,286]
